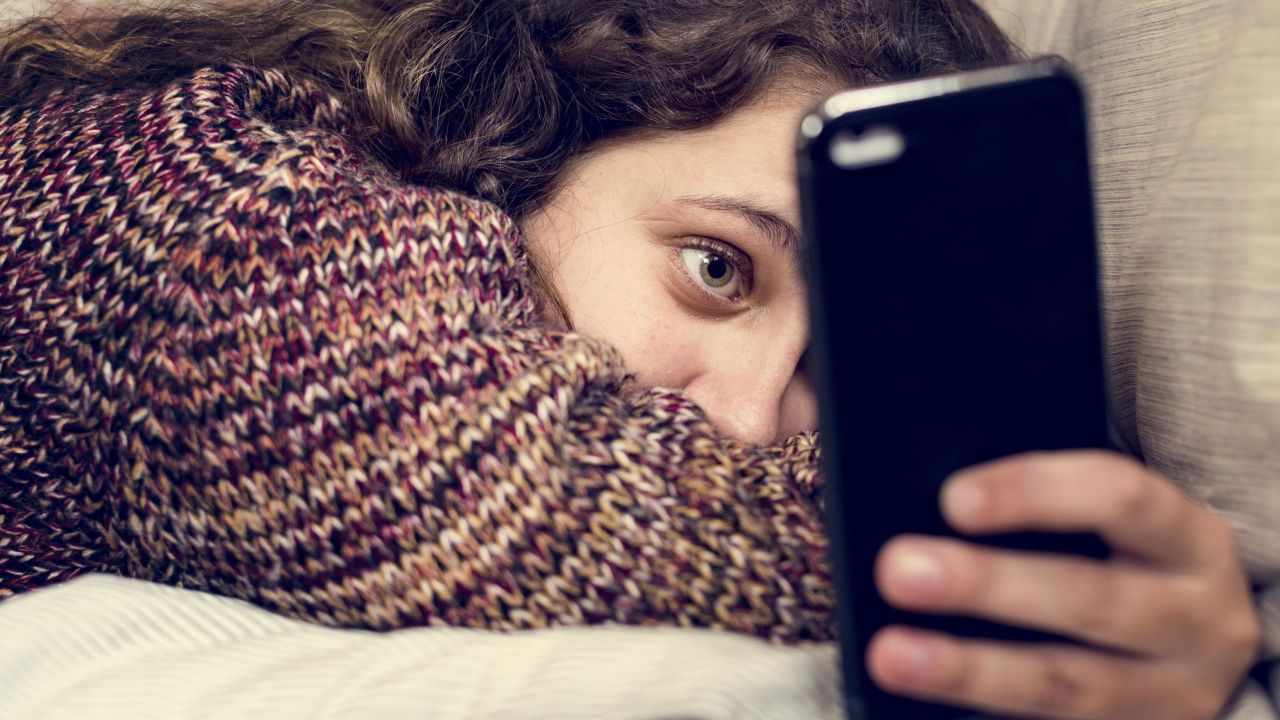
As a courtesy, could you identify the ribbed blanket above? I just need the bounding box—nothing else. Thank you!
[0,574,844,720]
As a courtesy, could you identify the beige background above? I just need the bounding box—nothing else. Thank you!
[984,2,1280,716]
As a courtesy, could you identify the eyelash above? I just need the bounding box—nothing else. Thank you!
[676,236,754,302]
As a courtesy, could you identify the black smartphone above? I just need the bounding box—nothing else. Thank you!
[797,61,1118,720]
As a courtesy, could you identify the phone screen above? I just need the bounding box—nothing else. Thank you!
[798,65,1114,720]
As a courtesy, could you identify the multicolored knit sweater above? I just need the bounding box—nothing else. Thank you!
[0,65,834,643]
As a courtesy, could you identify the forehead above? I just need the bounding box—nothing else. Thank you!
[582,96,817,216]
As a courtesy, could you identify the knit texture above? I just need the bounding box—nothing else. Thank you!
[0,65,834,643]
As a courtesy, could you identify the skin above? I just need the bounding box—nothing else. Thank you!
[521,93,819,444]
[522,93,1262,719]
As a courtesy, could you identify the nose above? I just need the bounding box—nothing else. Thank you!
[683,336,815,446]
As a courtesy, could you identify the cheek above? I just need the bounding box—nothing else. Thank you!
[613,320,705,390]
[553,248,705,389]
[779,367,820,436]
[573,286,705,389]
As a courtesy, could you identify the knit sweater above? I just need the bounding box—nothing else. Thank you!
[0,65,834,643]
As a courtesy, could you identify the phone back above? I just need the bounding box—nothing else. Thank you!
[797,63,1113,720]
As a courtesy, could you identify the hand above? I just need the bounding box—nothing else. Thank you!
[867,450,1261,719]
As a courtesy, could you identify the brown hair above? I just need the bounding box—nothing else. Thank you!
[1,0,1019,221]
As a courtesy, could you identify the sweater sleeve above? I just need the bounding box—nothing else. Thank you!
[107,122,834,644]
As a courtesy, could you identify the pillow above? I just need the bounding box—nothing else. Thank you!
[0,574,842,720]
[981,1,1280,715]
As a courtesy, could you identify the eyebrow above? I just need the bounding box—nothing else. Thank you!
[674,193,803,263]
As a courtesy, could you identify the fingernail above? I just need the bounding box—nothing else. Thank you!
[943,478,987,524]
[889,545,944,597]
[884,633,935,687]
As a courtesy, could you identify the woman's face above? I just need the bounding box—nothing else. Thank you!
[522,94,819,444]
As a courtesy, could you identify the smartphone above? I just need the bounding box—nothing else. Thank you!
[797,61,1118,720]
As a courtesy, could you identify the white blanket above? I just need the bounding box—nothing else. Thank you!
[0,575,843,720]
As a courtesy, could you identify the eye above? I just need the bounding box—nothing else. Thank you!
[679,246,743,299]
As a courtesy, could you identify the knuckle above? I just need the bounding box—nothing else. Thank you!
[1020,451,1058,482]
[1193,520,1259,657]
[933,642,979,698]
[1171,579,1216,638]
[1219,605,1262,660]
[1204,511,1240,557]
[1026,649,1093,715]
[1000,453,1051,514]
[1179,690,1226,720]
[1068,565,1124,630]
[950,545,996,609]
[1105,465,1151,526]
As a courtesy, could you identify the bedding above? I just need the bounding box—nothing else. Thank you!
[0,574,843,720]
[981,1,1280,716]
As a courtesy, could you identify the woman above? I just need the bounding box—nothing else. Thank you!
[0,0,1261,717]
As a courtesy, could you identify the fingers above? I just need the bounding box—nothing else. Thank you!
[870,451,1263,719]
[940,451,1224,569]
[870,622,1228,717]
[876,535,1195,655]
[866,627,1217,720]
[868,627,1125,718]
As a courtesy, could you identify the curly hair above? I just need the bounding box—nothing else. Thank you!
[1,0,1019,219]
